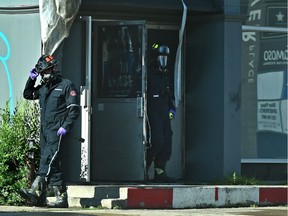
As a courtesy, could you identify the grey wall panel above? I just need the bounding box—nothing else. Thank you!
[61,21,84,183]
[185,15,241,182]
[223,20,241,175]
[185,17,225,182]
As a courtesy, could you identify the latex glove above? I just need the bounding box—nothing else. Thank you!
[29,68,39,80]
[57,127,67,136]
[169,109,176,120]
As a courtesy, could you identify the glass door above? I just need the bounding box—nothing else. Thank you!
[91,21,147,181]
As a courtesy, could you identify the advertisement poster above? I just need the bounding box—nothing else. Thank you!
[241,0,287,159]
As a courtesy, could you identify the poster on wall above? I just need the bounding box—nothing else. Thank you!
[257,100,282,133]
[241,0,287,159]
[257,3,287,135]
[257,71,287,134]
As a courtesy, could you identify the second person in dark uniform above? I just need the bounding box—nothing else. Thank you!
[146,43,176,182]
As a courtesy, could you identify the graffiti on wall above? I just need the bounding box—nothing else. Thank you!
[0,32,14,117]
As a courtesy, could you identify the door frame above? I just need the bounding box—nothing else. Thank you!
[80,18,185,182]
[91,20,148,181]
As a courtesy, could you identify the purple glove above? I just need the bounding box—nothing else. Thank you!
[57,127,67,136]
[29,68,39,80]
[169,109,176,120]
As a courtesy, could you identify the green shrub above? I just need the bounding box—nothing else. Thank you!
[0,98,40,205]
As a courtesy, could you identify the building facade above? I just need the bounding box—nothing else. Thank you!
[0,0,286,183]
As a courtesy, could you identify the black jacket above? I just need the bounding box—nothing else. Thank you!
[147,68,175,114]
[23,76,80,132]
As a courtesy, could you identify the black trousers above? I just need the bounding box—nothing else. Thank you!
[38,122,65,189]
[147,107,173,162]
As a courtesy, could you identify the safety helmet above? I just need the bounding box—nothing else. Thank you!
[35,54,58,74]
[151,43,170,68]
[151,43,170,56]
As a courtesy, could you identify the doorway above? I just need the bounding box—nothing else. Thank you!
[146,26,183,180]
[90,21,183,181]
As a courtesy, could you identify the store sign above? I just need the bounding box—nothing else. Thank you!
[241,0,287,159]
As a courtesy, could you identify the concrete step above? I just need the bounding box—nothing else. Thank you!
[101,187,128,209]
[55,185,121,207]
[53,185,287,209]
[101,198,127,209]
[100,185,288,209]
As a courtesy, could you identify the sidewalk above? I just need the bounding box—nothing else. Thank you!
[0,206,287,216]
[63,184,288,209]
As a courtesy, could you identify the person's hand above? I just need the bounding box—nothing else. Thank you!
[169,109,176,120]
[57,127,67,136]
[29,68,39,80]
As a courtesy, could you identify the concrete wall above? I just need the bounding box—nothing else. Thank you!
[185,14,241,182]
[0,0,244,183]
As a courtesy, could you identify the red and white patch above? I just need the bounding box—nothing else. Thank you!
[70,90,77,96]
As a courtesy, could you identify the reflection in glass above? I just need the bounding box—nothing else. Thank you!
[241,0,287,159]
[97,25,142,98]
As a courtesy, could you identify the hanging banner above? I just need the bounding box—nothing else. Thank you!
[174,0,187,107]
[39,0,82,55]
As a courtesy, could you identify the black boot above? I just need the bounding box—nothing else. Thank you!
[154,160,175,183]
[47,186,68,208]
[19,176,47,206]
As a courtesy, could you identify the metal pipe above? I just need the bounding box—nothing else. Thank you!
[242,25,288,33]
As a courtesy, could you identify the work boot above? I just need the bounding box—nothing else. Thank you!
[47,186,68,208]
[19,176,47,206]
[154,160,175,183]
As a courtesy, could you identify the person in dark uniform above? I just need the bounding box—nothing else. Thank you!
[20,54,80,208]
[146,43,176,182]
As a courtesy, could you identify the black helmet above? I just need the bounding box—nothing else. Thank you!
[35,54,58,74]
[151,43,170,56]
[151,43,170,68]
